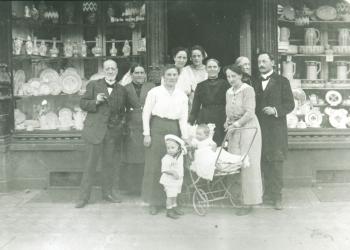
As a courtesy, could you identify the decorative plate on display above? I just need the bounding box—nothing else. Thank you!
[39,68,60,83]
[14,70,26,86]
[60,72,82,94]
[28,78,42,89]
[282,5,295,20]
[45,112,59,129]
[316,6,337,21]
[24,119,40,128]
[39,83,52,96]
[18,83,31,96]
[14,109,26,125]
[64,67,78,74]
[14,70,26,95]
[48,81,62,95]
[305,109,323,128]
[287,113,299,128]
[329,109,348,129]
[292,88,306,102]
[58,108,73,119]
[325,90,342,106]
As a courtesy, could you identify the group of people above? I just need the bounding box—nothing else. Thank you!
[75,45,295,220]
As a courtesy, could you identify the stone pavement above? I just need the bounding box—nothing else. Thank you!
[0,187,350,250]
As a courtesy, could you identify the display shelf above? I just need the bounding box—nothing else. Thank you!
[301,85,350,90]
[0,96,12,100]
[288,127,350,134]
[105,21,145,27]
[12,17,98,28]
[313,104,350,109]
[14,93,83,98]
[280,53,350,57]
[9,1,147,136]
[12,55,143,61]
[278,19,350,25]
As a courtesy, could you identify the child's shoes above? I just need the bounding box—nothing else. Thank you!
[166,209,179,219]
[172,206,184,216]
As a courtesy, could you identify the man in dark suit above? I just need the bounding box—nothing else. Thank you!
[76,59,127,208]
[254,52,294,210]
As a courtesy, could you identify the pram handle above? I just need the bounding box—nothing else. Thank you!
[215,127,258,166]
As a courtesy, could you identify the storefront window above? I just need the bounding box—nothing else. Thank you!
[278,1,350,130]
[11,1,146,134]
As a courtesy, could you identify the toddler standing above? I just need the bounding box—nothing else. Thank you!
[160,134,186,219]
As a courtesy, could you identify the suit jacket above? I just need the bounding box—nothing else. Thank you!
[253,72,294,161]
[80,78,127,144]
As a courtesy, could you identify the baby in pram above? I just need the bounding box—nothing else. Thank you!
[189,124,249,181]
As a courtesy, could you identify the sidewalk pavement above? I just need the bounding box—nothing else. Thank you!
[0,187,350,250]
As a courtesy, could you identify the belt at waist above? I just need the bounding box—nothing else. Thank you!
[202,104,225,108]
[128,107,143,112]
[152,115,177,122]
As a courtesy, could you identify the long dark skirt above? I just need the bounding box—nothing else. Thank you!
[141,116,180,207]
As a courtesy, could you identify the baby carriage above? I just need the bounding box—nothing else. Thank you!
[185,127,257,216]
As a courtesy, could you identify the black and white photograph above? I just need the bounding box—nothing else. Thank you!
[0,0,350,249]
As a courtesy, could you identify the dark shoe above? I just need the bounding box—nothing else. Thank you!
[263,199,274,205]
[166,209,179,219]
[75,200,88,208]
[125,190,141,196]
[103,194,122,203]
[149,206,159,215]
[274,200,283,210]
[235,206,253,216]
[173,206,184,216]
[263,196,274,205]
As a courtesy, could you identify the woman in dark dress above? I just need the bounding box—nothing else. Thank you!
[123,64,155,195]
[142,64,189,215]
[188,58,230,145]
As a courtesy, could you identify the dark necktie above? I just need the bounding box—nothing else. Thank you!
[259,75,271,81]
[105,80,115,90]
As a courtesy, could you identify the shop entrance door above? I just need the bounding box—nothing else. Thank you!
[167,1,250,66]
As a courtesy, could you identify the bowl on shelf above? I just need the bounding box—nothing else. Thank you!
[315,6,337,21]
[332,46,350,54]
[298,45,324,54]
[278,41,289,52]
[330,79,350,85]
[286,45,298,54]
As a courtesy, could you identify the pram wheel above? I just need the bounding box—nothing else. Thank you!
[193,188,209,216]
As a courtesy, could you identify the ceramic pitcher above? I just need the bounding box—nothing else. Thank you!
[282,60,296,81]
[336,61,350,80]
[338,28,350,46]
[305,28,320,46]
[280,27,290,42]
[306,61,321,80]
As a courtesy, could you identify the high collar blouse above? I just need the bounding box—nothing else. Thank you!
[142,85,189,139]
[176,65,208,95]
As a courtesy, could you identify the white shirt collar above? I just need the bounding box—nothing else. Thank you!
[261,70,274,79]
[105,78,116,85]
[161,84,177,95]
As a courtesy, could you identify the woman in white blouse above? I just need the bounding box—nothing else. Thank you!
[142,64,189,215]
[176,45,208,97]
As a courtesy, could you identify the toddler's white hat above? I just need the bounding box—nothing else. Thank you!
[164,134,187,154]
